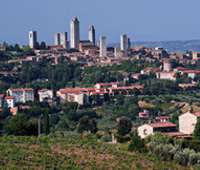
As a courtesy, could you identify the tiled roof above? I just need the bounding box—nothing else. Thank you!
[149,122,176,128]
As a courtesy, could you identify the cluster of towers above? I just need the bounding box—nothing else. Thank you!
[28,17,131,57]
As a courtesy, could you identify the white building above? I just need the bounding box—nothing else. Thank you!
[67,93,87,105]
[70,17,80,49]
[88,25,96,46]
[54,33,61,46]
[54,32,68,49]
[138,122,177,139]
[163,60,172,72]
[29,31,37,49]
[99,36,107,57]
[179,111,200,135]
[156,72,176,81]
[38,89,53,102]
[120,34,128,54]
[4,96,15,108]
[57,88,89,105]
[7,88,34,103]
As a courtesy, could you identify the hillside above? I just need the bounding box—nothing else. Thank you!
[0,134,197,170]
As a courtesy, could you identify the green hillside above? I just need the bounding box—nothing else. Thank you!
[0,134,197,170]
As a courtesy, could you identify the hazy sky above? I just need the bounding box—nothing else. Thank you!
[0,0,200,44]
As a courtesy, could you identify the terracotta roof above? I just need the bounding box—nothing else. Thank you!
[193,112,200,117]
[5,96,14,100]
[149,122,176,128]
[59,88,96,94]
[111,85,144,90]
[156,116,170,120]
[38,89,51,92]
[163,132,191,138]
[182,70,200,74]
[175,67,187,71]
[96,82,120,86]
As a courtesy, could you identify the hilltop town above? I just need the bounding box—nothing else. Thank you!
[1,17,200,169]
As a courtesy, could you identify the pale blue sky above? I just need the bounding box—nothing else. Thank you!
[0,0,200,44]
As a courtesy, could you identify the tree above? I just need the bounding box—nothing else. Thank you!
[4,114,37,136]
[193,118,200,141]
[40,41,47,49]
[77,116,97,133]
[117,116,132,136]
[14,44,21,52]
[4,114,28,135]
[34,42,40,49]
[128,132,145,152]
[43,110,50,135]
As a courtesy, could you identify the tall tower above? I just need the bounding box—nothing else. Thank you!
[120,34,128,53]
[88,25,96,46]
[54,33,61,46]
[128,38,131,50]
[29,31,37,49]
[60,32,68,49]
[99,36,107,57]
[163,59,172,72]
[70,17,80,49]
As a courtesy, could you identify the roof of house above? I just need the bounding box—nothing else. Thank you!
[149,122,176,128]
[38,89,52,93]
[5,96,14,100]
[193,112,200,117]
[9,88,33,92]
[155,116,170,120]
[182,70,200,74]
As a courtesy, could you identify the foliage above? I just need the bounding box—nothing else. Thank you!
[77,116,97,133]
[117,116,132,136]
[4,114,38,136]
[128,132,145,152]
[193,118,200,141]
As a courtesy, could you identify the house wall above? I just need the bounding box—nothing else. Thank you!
[179,112,197,135]
[138,124,153,139]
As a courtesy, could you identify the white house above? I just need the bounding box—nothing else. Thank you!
[156,72,176,81]
[4,96,15,108]
[179,111,200,135]
[7,88,34,103]
[38,89,53,102]
[56,88,89,105]
[138,122,177,139]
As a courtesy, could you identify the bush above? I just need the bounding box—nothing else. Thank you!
[117,117,132,136]
[115,134,130,143]
[128,132,145,152]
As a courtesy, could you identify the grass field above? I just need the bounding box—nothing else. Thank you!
[0,134,198,170]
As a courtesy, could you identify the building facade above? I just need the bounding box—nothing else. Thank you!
[7,88,34,103]
[99,36,107,57]
[70,17,80,49]
[38,89,53,102]
[179,111,200,135]
[88,25,96,46]
[138,122,177,139]
[120,34,128,54]
[54,32,68,49]
[29,31,37,49]
[54,33,61,46]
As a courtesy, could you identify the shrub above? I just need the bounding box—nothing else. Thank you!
[117,117,132,136]
[128,132,145,152]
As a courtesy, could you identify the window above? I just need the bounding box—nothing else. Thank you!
[143,129,147,135]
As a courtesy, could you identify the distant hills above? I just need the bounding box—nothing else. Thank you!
[134,40,200,52]
[112,40,200,52]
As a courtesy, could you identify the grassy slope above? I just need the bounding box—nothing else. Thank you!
[0,134,197,170]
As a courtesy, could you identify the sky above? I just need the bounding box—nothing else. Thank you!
[0,0,200,45]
